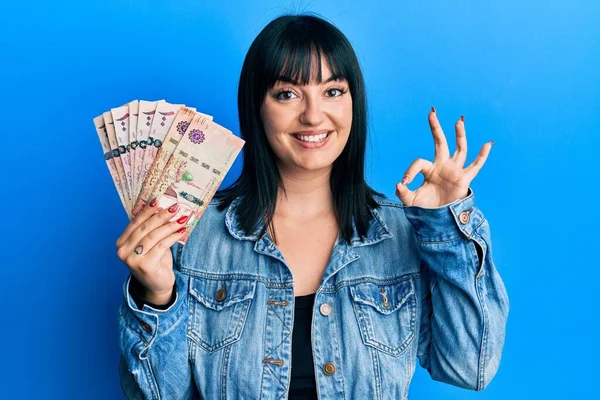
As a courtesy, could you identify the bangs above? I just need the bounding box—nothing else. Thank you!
[262,20,352,88]
[268,45,346,86]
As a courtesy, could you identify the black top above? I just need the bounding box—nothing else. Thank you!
[129,276,318,399]
[289,292,318,399]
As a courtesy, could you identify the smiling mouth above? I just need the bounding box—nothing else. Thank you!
[292,131,332,143]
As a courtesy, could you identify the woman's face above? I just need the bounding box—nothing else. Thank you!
[260,59,353,173]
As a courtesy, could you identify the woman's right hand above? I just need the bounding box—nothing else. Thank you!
[116,198,189,305]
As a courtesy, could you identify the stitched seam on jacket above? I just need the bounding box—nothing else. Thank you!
[369,346,382,400]
[472,230,489,391]
[143,358,160,400]
[220,344,232,400]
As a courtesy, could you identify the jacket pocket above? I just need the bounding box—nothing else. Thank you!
[349,278,417,357]
[187,277,257,353]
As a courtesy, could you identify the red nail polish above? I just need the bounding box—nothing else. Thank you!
[177,227,186,234]
[168,203,180,213]
[176,215,189,225]
[460,115,464,122]
[149,198,158,207]
[431,106,436,113]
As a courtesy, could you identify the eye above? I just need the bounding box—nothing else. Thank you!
[274,89,298,101]
[325,87,347,97]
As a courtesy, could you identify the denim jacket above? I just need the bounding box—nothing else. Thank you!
[118,187,509,399]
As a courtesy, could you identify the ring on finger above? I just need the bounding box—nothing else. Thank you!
[134,245,144,255]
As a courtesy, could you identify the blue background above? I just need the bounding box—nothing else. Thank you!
[1,0,597,398]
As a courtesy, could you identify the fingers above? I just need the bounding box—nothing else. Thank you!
[428,108,450,162]
[452,117,468,166]
[396,157,433,204]
[465,141,493,180]
[117,202,187,262]
[116,197,161,249]
[137,229,187,274]
[396,181,415,206]
[400,158,434,186]
[117,214,186,268]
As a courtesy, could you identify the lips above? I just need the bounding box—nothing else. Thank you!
[291,130,332,141]
[291,130,333,148]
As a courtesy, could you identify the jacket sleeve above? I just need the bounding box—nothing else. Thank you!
[401,187,509,391]
[117,242,199,400]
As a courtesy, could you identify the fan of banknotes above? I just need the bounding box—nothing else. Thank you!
[93,100,245,244]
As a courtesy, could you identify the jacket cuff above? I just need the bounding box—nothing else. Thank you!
[129,275,175,310]
[400,187,485,242]
[120,268,188,344]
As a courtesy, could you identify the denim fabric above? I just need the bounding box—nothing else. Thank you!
[118,187,509,399]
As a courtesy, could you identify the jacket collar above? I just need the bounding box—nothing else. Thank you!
[224,196,392,247]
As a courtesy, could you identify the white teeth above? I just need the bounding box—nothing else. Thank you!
[297,133,328,143]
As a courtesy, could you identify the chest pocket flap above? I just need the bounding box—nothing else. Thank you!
[188,277,257,353]
[349,278,417,356]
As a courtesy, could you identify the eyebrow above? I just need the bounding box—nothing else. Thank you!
[274,74,346,85]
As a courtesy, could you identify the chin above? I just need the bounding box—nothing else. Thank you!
[299,162,333,172]
[296,154,339,172]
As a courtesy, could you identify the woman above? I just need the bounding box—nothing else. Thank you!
[116,14,509,400]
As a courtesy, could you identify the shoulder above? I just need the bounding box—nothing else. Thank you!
[372,193,404,209]
[369,193,412,234]
[190,196,232,231]
[183,197,233,245]
[371,194,407,218]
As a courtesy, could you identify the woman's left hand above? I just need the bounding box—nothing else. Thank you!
[395,108,494,208]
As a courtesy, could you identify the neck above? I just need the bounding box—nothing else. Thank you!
[275,165,334,219]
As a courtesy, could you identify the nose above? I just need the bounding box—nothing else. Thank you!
[299,93,325,126]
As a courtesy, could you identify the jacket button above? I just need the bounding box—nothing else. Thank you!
[215,283,227,301]
[323,362,336,375]
[319,303,332,316]
[459,210,471,224]
[140,321,152,333]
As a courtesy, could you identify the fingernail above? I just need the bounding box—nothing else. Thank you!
[401,175,409,185]
[149,197,158,207]
[460,115,464,122]
[168,203,180,213]
[431,106,436,113]
[177,227,186,234]
[490,140,494,146]
[176,215,189,225]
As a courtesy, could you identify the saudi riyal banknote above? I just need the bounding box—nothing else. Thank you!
[137,102,184,198]
[102,111,134,213]
[134,100,164,200]
[149,117,245,244]
[132,107,213,216]
[93,115,129,216]
[111,104,134,206]
[128,100,139,196]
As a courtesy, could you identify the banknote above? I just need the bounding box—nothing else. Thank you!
[137,102,183,205]
[134,100,164,202]
[132,107,213,216]
[128,100,139,196]
[103,111,134,213]
[149,117,245,244]
[111,105,134,207]
[93,115,129,214]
